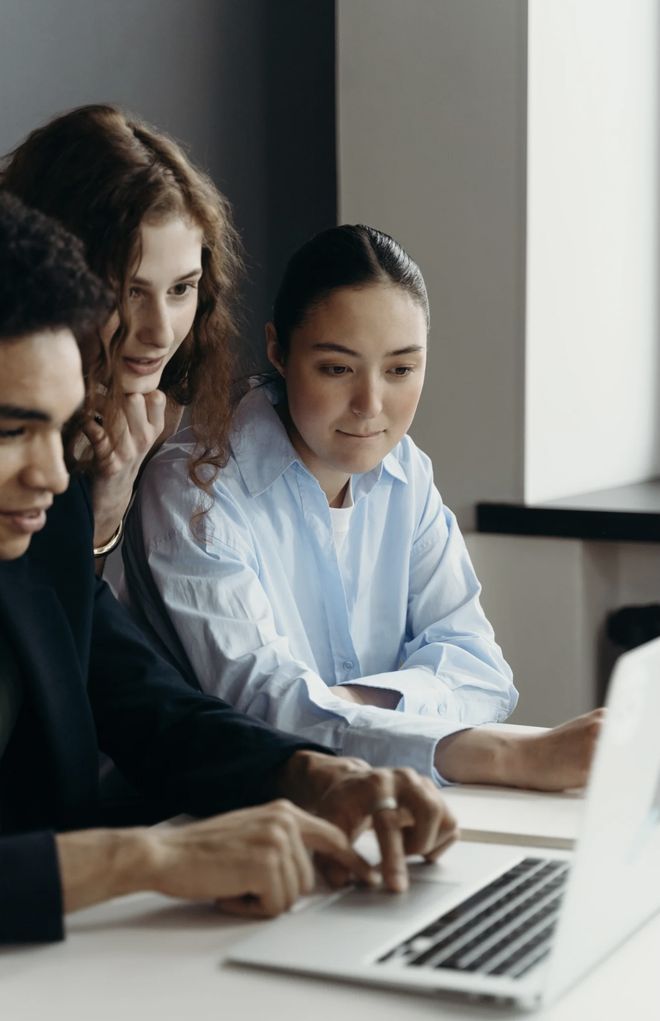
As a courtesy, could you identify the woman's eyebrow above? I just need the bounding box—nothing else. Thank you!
[311,342,360,355]
[387,345,425,356]
[130,267,203,286]
[311,342,424,357]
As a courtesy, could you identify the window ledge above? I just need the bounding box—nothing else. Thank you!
[477,479,660,542]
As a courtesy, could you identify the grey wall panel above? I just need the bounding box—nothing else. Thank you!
[0,0,336,360]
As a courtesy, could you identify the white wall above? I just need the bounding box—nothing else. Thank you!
[466,533,619,725]
[337,0,660,726]
[339,0,660,515]
[468,532,660,724]
[337,0,528,527]
[525,0,660,502]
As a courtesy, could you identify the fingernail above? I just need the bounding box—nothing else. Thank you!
[367,869,382,887]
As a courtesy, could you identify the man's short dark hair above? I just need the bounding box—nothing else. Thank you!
[0,192,110,341]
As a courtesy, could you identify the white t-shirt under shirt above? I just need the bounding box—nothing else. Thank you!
[329,484,354,558]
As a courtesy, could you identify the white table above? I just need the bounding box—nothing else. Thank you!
[4,725,658,1021]
[2,849,659,1021]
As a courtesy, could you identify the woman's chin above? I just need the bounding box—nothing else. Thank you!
[120,370,164,395]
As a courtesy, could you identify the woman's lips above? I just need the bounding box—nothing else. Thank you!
[122,356,165,377]
[0,508,48,534]
[337,430,384,439]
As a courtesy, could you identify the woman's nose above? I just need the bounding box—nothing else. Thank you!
[350,379,383,418]
[137,300,174,349]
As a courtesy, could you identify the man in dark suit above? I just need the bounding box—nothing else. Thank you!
[0,194,456,944]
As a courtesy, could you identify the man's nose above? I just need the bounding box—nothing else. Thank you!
[21,434,70,497]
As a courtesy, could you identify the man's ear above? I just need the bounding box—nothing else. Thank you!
[265,322,286,377]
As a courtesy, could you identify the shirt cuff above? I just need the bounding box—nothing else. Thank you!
[340,725,437,777]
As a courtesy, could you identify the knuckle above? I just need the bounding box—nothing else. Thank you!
[264,821,288,849]
[270,798,293,814]
[261,847,281,872]
[393,766,420,788]
[366,768,390,791]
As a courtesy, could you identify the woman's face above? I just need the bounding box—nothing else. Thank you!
[267,283,427,503]
[101,215,203,394]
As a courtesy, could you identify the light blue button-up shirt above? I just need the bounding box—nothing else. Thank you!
[122,387,517,781]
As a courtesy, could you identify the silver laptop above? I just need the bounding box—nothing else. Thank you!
[227,637,660,1010]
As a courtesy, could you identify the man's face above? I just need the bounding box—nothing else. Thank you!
[0,329,84,559]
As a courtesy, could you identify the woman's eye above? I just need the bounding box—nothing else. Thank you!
[127,286,141,300]
[320,365,350,376]
[170,282,196,298]
[0,427,25,439]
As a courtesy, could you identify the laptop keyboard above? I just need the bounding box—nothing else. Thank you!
[378,857,570,979]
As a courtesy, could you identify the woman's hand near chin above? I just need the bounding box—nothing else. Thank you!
[85,389,168,562]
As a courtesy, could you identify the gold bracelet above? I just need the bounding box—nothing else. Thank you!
[93,516,124,558]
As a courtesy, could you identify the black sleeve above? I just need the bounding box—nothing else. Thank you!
[0,831,63,944]
[88,579,332,818]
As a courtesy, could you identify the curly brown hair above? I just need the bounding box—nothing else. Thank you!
[0,104,245,490]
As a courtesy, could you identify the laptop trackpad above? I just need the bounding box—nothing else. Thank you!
[324,878,462,924]
[321,842,526,924]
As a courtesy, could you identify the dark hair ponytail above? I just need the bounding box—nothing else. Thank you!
[272,224,429,356]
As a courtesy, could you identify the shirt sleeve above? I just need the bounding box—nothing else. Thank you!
[88,575,329,818]
[0,831,64,944]
[343,489,518,725]
[123,488,463,782]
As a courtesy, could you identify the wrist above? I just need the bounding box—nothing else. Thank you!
[434,728,512,785]
[276,750,369,813]
[55,827,152,913]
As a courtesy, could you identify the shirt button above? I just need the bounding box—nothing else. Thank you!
[342,660,353,670]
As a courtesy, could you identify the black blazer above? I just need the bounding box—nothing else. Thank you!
[0,476,319,944]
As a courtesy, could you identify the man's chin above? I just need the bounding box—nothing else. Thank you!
[0,532,32,561]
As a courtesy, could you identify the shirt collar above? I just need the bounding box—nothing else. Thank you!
[381,450,408,484]
[230,383,409,497]
[230,385,298,496]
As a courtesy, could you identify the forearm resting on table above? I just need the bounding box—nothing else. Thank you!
[434,709,604,791]
[434,729,514,786]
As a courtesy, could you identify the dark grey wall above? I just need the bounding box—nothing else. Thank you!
[0,0,336,362]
